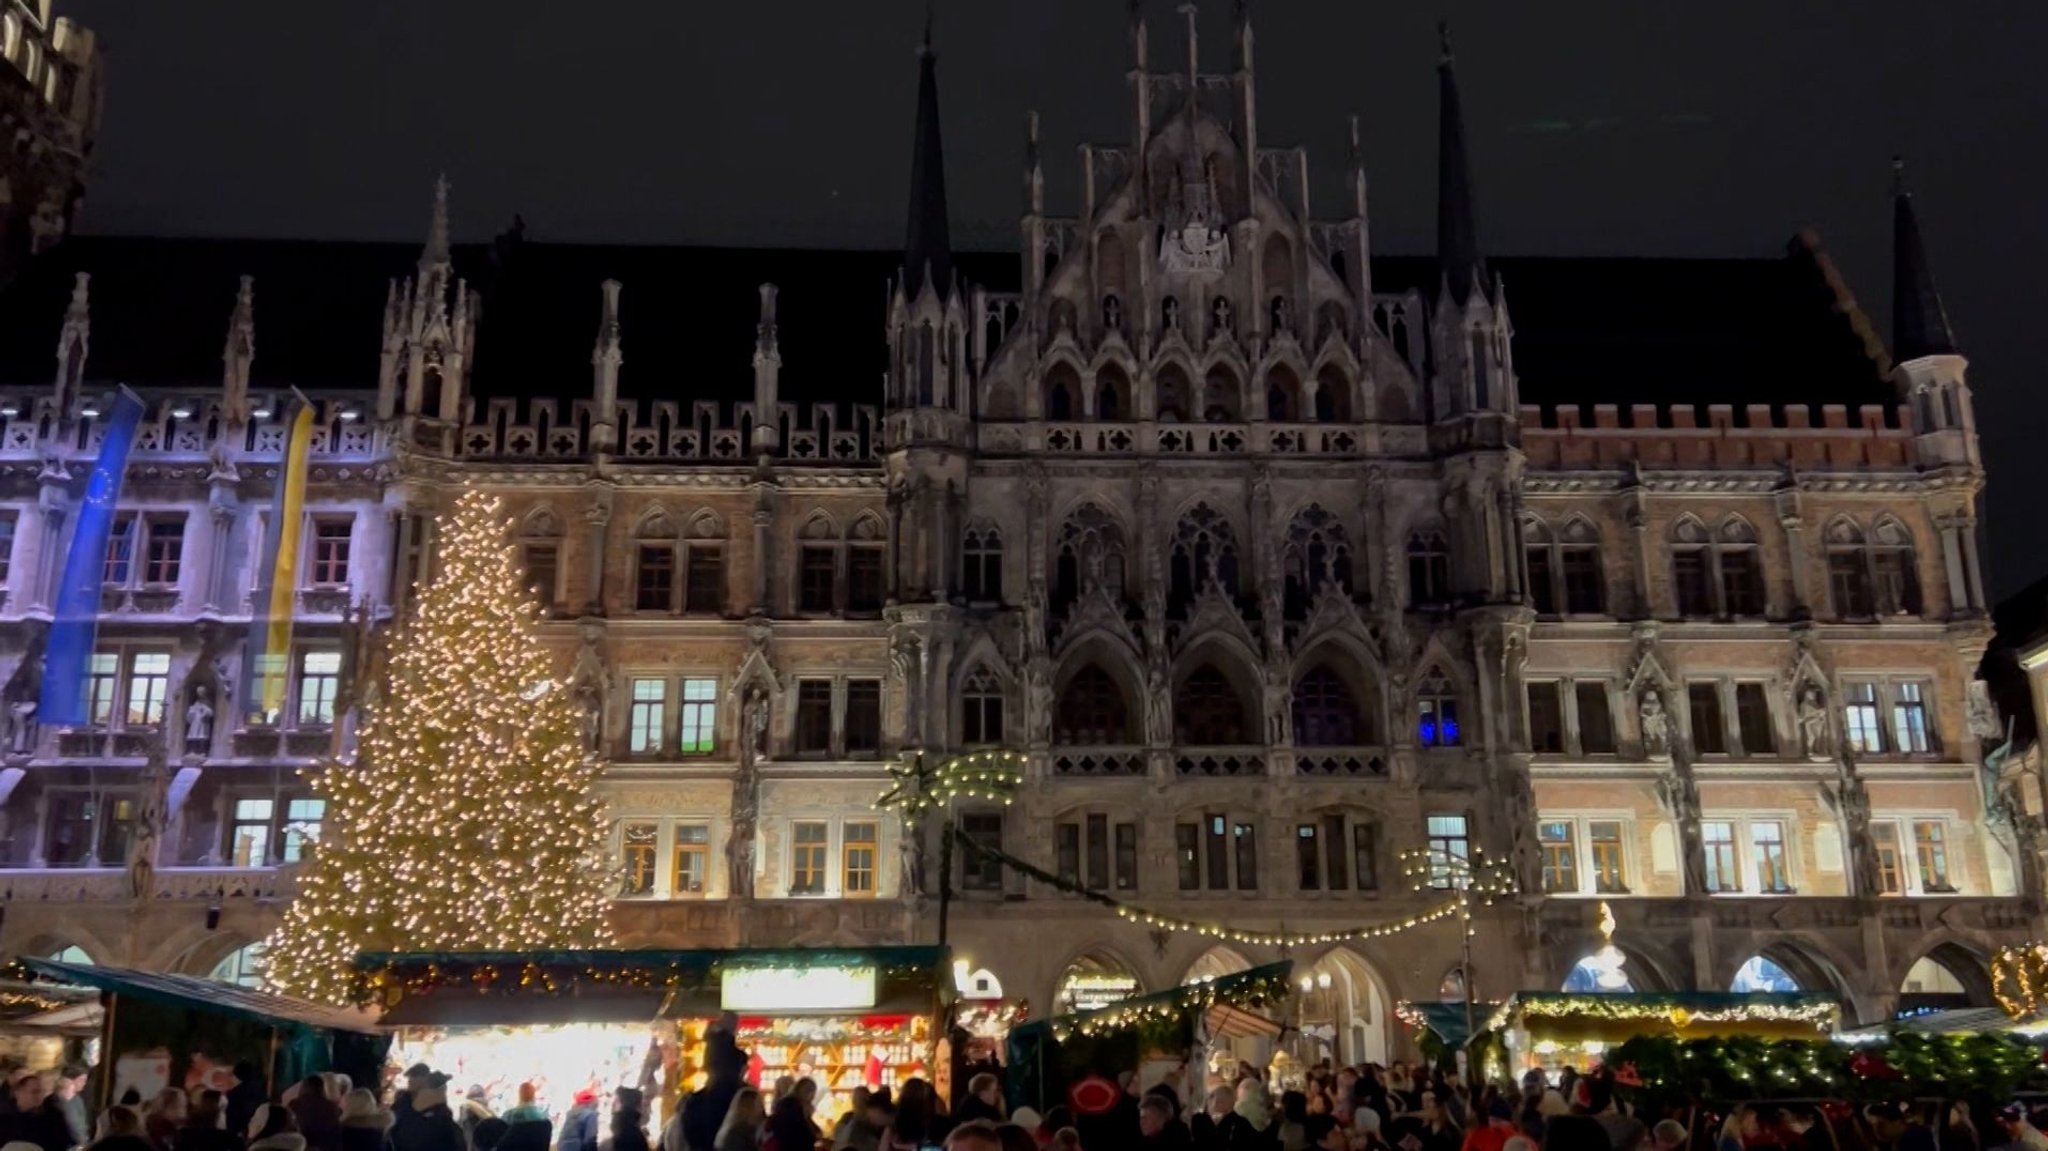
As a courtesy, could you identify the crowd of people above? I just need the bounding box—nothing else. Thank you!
[9,1041,2048,1151]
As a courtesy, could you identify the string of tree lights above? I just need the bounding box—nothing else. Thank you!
[873,749,1025,817]
[1604,1033,2048,1103]
[263,489,616,1005]
[1993,941,2048,1021]
[1047,964,1295,1042]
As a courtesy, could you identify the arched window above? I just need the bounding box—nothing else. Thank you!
[1562,953,1635,993]
[1730,956,1800,993]
[210,943,267,989]
[1169,505,1241,617]
[1176,665,1247,745]
[634,509,679,613]
[1053,504,1127,614]
[1095,364,1131,422]
[1416,669,1460,747]
[1824,519,1874,618]
[1407,530,1451,608]
[962,525,1003,603]
[1294,666,1373,746]
[1283,505,1354,619]
[1670,516,1763,619]
[1155,364,1191,422]
[1526,516,1603,616]
[1058,953,1141,1013]
[519,507,564,609]
[47,946,90,966]
[1266,365,1302,422]
[961,668,1005,745]
[1056,666,1131,744]
[1316,365,1353,423]
[1044,363,1080,422]
[1203,366,1242,423]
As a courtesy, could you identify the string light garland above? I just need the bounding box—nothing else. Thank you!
[874,749,1024,817]
[1993,941,2048,1021]
[947,826,1471,949]
[357,951,942,1001]
[262,489,616,1005]
[1049,965,1294,1042]
[1485,993,1840,1036]
[1605,1033,2048,1103]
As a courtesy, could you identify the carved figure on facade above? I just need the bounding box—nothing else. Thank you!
[1638,689,1670,759]
[729,750,760,901]
[900,816,926,898]
[1968,679,2004,743]
[1264,662,1292,745]
[1145,658,1172,746]
[742,688,770,766]
[131,737,169,900]
[184,684,215,757]
[1211,297,1234,341]
[1795,686,1830,761]
[1653,764,1706,896]
[1501,765,1541,897]
[2,642,42,757]
[1024,656,1055,745]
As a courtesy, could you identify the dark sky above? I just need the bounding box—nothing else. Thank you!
[60,0,2048,596]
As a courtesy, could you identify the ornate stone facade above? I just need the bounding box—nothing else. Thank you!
[0,8,2026,1059]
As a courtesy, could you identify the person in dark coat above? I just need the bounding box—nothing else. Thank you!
[170,1091,239,1151]
[53,1065,91,1151]
[680,1025,747,1151]
[339,1089,392,1151]
[223,1064,268,1147]
[556,1094,598,1151]
[955,1076,1005,1128]
[389,1077,464,1151]
[288,1079,343,1151]
[6,1072,78,1151]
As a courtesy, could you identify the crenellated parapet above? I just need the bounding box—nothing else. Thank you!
[1520,401,1916,469]
[457,395,883,463]
[0,390,382,463]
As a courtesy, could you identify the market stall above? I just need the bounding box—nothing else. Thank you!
[1004,961,1292,1115]
[1487,991,1840,1082]
[360,947,948,1127]
[15,957,388,1108]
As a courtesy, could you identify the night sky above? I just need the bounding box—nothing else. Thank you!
[60,0,2048,596]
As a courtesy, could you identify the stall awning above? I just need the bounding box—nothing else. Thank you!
[380,988,667,1028]
[1844,1008,2036,1039]
[16,958,383,1036]
[1395,1000,1502,1049]
[1204,1003,1282,1043]
[1487,991,1840,1043]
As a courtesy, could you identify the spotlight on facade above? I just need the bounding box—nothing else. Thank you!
[169,404,194,420]
[0,402,18,418]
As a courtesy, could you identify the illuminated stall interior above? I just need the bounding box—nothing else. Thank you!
[1488,992,1840,1080]
[365,948,946,1126]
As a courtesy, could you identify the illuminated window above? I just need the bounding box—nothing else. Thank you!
[628,678,667,755]
[1540,821,1578,893]
[85,651,118,727]
[1417,673,1459,747]
[126,652,170,727]
[791,822,829,896]
[1874,823,1903,895]
[296,650,341,727]
[210,943,266,989]
[1425,814,1470,890]
[230,799,275,868]
[1751,821,1791,893]
[1702,821,1739,893]
[678,678,716,755]
[309,519,352,586]
[1913,820,1952,892]
[1892,682,1932,753]
[843,821,878,897]
[281,799,324,863]
[619,822,658,897]
[671,824,709,896]
[1589,821,1628,894]
[1843,682,1884,754]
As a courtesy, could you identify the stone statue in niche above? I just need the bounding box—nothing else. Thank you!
[576,678,604,755]
[1638,689,1670,758]
[6,700,35,756]
[899,815,926,898]
[1270,295,1293,335]
[1264,665,1292,745]
[184,684,215,756]
[1102,295,1123,332]
[1145,658,1172,746]
[742,688,770,765]
[1211,297,1233,340]
[131,739,169,899]
[728,757,759,900]
[1161,297,1180,332]
[1795,687,1829,760]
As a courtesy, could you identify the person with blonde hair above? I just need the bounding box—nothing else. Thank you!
[712,1090,762,1151]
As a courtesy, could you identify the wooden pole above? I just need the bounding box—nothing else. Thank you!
[94,991,117,1113]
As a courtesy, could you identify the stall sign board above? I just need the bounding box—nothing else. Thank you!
[722,965,878,1012]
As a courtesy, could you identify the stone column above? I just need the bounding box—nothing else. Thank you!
[1960,516,1988,614]
[202,506,236,612]
[1938,515,1968,616]
[582,489,611,616]
[1625,494,1652,620]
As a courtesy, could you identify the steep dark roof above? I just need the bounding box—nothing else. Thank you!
[0,236,1892,409]
[1892,176,1959,361]
[900,21,954,299]
[1434,28,1484,303]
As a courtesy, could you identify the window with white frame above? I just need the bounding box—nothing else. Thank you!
[842,821,879,897]
[1699,816,1796,894]
[1841,679,1938,757]
[308,517,353,587]
[295,650,340,728]
[1750,820,1793,893]
[1734,682,1775,756]
[1527,682,1565,755]
[1575,682,1617,755]
[1873,822,1904,895]
[627,677,667,755]
[1873,817,1956,894]
[791,821,830,896]
[1535,816,1632,896]
[1702,820,1740,893]
[678,678,717,755]
[1424,814,1470,890]
[1913,819,1953,892]
[1686,681,1728,755]
[85,649,171,730]
[1295,812,1378,894]
[141,515,185,588]
[616,818,717,899]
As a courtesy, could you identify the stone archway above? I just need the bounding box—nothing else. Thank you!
[1055,948,1144,1015]
[1898,941,1995,1014]
[1299,947,1394,1067]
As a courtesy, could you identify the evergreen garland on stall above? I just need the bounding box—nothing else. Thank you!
[1607,1033,2048,1104]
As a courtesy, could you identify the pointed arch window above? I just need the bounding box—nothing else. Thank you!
[1169,505,1241,617]
[1670,517,1764,619]
[1525,516,1604,617]
[1044,363,1080,422]
[1294,665,1375,747]
[634,512,677,613]
[1053,504,1127,615]
[1156,364,1190,422]
[961,668,1006,746]
[1871,519,1922,616]
[1283,506,1355,619]
[683,512,727,616]
[1095,365,1130,422]
[1416,670,1460,747]
[520,508,564,610]
[962,525,1003,603]
[1055,665,1131,745]
[1315,365,1353,423]
[1266,365,1303,422]
[1175,665,1248,745]
[1407,529,1451,608]
[1829,518,1922,619]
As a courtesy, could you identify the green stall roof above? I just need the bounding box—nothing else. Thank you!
[17,958,383,1036]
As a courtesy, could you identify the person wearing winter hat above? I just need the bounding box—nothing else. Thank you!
[339,1090,392,1151]
[389,1076,462,1151]
[556,1092,599,1151]
[501,1087,546,1128]
[247,1106,307,1151]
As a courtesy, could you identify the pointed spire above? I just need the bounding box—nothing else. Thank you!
[753,284,782,455]
[1435,22,1484,302]
[1024,110,1044,215]
[421,174,451,276]
[223,275,255,420]
[593,279,623,364]
[902,6,953,298]
[755,283,779,360]
[1348,113,1368,217]
[53,270,88,409]
[1891,156,1958,361]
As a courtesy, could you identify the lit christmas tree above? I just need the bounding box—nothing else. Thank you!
[263,489,614,1004]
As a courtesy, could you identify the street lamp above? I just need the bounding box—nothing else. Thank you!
[1400,845,1516,1076]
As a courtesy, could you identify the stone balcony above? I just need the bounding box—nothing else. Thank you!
[0,865,295,903]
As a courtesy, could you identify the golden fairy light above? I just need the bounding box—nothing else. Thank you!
[261,488,615,1005]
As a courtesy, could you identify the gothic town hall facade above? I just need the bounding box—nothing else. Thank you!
[0,8,2029,1060]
